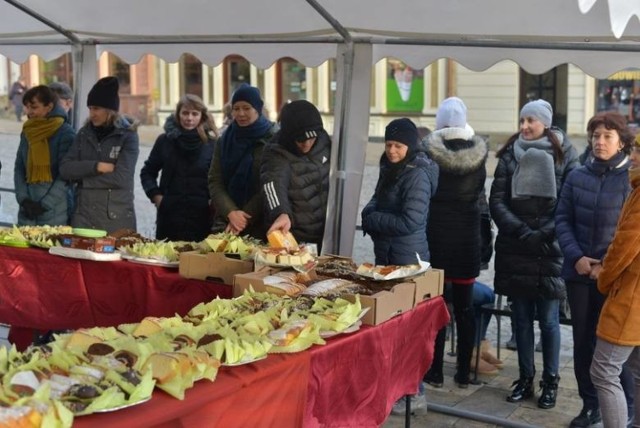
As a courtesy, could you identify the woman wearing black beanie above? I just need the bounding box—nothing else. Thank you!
[60,76,140,233]
[208,84,278,240]
[261,100,331,250]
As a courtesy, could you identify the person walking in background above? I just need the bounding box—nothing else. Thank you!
[556,111,635,427]
[140,94,218,241]
[14,85,75,225]
[48,81,74,126]
[590,136,640,428]
[421,97,489,388]
[9,76,27,122]
[60,76,139,233]
[490,99,579,409]
[362,118,439,416]
[208,84,278,240]
[261,100,331,249]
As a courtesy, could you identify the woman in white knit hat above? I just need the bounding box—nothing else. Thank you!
[422,97,491,388]
[490,99,579,409]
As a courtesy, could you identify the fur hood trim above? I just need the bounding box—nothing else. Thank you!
[425,133,488,174]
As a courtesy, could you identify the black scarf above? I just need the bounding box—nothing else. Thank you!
[218,115,272,207]
[164,115,203,158]
[589,151,627,176]
[90,123,115,142]
[377,150,417,192]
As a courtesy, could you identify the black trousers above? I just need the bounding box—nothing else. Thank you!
[427,281,475,381]
[567,280,634,412]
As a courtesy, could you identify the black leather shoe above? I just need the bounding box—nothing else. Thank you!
[506,376,534,402]
[454,373,469,389]
[423,371,443,388]
[569,407,601,427]
[537,374,560,409]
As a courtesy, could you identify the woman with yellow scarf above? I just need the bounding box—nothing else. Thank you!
[14,85,75,225]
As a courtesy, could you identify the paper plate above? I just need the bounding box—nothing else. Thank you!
[222,355,267,367]
[73,228,108,238]
[79,396,152,415]
[124,256,179,268]
[49,246,121,261]
[0,239,30,248]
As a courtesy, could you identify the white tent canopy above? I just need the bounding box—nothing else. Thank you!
[2,0,640,255]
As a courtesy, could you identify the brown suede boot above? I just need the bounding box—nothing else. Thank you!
[480,339,504,369]
[471,348,499,374]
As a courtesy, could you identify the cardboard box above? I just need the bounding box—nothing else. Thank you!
[233,267,309,297]
[412,268,444,306]
[179,251,254,285]
[234,267,416,326]
[343,282,416,325]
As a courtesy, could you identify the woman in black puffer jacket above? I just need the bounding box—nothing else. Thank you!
[423,97,489,389]
[261,100,330,249]
[140,94,217,241]
[490,100,578,409]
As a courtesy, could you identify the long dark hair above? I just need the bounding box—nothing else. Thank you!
[496,127,564,164]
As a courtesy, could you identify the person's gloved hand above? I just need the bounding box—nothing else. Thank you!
[519,230,546,250]
[20,198,46,220]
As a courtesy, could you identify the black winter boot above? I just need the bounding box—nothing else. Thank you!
[537,374,560,409]
[506,376,534,402]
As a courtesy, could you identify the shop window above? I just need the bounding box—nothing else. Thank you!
[278,58,307,105]
[181,54,203,98]
[386,59,424,112]
[597,69,640,126]
[328,59,337,112]
[225,56,251,101]
[39,53,73,86]
[109,55,131,94]
[520,66,568,131]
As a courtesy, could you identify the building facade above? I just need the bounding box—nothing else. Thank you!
[7,52,639,142]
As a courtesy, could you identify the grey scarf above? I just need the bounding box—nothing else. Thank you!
[511,136,557,200]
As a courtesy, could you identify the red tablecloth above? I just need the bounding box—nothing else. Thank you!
[305,297,449,427]
[0,246,232,349]
[72,297,449,427]
[74,353,310,428]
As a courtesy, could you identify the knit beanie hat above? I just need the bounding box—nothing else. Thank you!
[435,97,467,130]
[520,99,553,128]
[385,118,419,151]
[87,76,119,111]
[279,100,324,143]
[231,84,264,113]
[49,82,73,100]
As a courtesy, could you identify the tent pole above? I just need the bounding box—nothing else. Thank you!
[72,44,97,129]
[323,43,373,256]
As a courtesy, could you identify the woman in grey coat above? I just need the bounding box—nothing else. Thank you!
[60,77,139,233]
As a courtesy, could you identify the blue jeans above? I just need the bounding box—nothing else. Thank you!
[511,296,560,378]
[472,281,495,345]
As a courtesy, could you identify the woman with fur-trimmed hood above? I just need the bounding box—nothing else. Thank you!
[60,76,140,233]
[423,97,489,389]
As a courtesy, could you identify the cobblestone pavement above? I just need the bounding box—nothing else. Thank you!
[0,118,588,427]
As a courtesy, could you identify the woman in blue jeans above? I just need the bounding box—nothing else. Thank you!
[490,100,578,409]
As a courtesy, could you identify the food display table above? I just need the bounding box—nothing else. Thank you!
[0,246,232,349]
[74,297,449,427]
